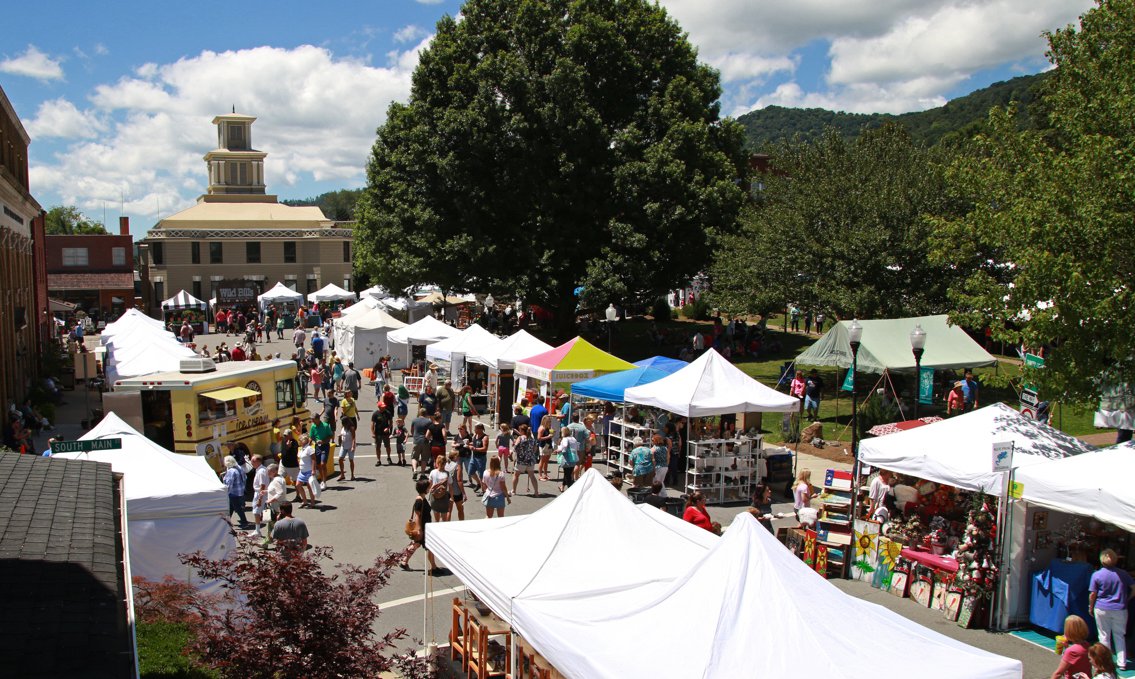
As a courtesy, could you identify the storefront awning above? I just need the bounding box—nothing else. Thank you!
[200,386,260,402]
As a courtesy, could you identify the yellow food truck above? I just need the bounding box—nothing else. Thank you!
[106,357,309,471]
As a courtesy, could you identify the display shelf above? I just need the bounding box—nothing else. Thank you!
[818,468,854,578]
[607,418,657,479]
[685,436,761,505]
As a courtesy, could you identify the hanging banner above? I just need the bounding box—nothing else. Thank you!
[919,367,935,405]
[841,369,854,392]
[992,441,1015,472]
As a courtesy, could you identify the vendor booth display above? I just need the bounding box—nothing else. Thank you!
[430,472,1023,679]
[57,413,235,593]
[330,305,407,371]
[465,330,554,425]
[161,289,210,335]
[257,281,304,313]
[305,283,356,304]
[623,349,798,504]
[387,315,462,374]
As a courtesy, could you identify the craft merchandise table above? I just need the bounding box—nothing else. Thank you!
[900,548,960,573]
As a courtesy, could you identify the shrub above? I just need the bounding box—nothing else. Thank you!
[650,298,673,321]
[681,298,711,321]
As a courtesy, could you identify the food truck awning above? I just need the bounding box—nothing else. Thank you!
[200,386,260,402]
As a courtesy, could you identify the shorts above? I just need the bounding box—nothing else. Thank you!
[252,493,267,515]
[314,441,330,464]
[377,435,391,448]
[412,440,430,462]
[451,489,465,503]
[338,447,354,460]
[349,389,359,400]
[804,396,820,411]
[483,494,507,510]
[515,463,535,474]
[469,455,486,479]
[282,466,299,481]
[431,445,445,457]
[429,495,451,514]
[297,470,313,485]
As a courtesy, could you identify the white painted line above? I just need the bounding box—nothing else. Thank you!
[380,584,466,609]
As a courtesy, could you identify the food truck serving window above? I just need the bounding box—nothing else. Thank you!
[198,386,260,424]
[275,379,295,410]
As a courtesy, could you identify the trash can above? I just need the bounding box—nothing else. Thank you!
[627,487,650,504]
[664,497,684,518]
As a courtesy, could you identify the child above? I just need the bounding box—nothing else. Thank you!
[496,423,512,474]
[1086,642,1118,679]
[392,417,408,466]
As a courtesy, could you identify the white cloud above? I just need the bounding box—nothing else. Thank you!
[31,41,430,220]
[94,43,109,56]
[660,0,1092,115]
[394,24,428,44]
[0,45,65,81]
[25,98,106,139]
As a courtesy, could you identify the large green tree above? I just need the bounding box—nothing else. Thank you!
[44,205,106,235]
[929,0,1135,403]
[355,0,747,337]
[710,123,961,320]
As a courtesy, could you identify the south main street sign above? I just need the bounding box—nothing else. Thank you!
[50,438,123,454]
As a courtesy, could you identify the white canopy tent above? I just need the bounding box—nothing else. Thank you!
[427,470,718,628]
[57,413,235,592]
[511,514,1022,679]
[257,281,304,311]
[105,336,198,384]
[465,329,553,370]
[426,324,502,387]
[338,296,381,317]
[160,289,208,312]
[387,316,461,368]
[795,314,997,373]
[1013,441,1135,533]
[305,283,357,304]
[624,348,799,417]
[858,402,1094,495]
[99,309,165,345]
[330,306,407,371]
[428,470,1022,679]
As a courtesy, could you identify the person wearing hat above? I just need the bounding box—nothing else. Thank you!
[630,436,655,488]
[424,363,439,393]
[946,381,966,416]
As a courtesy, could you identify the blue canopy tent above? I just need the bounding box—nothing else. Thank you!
[571,356,688,403]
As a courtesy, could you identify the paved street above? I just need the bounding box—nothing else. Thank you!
[49,358,1054,676]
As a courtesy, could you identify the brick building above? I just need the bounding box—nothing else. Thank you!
[0,84,46,410]
[46,217,136,318]
[140,112,353,311]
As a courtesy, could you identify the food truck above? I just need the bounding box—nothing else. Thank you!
[106,357,308,471]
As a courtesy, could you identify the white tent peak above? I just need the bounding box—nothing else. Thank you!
[161,289,208,311]
[306,283,357,303]
[624,348,799,417]
[466,329,554,370]
[387,315,461,345]
[426,323,501,363]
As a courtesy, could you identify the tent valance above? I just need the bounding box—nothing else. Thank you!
[795,315,997,374]
[624,349,799,417]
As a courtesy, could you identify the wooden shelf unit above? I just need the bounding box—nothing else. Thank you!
[685,436,761,505]
[816,468,854,578]
[607,418,657,479]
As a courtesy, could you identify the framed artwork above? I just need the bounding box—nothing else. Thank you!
[803,529,817,567]
[957,596,978,628]
[786,529,803,555]
[911,577,933,607]
[1035,530,1052,550]
[1032,511,1049,531]
[931,580,947,611]
[815,545,829,578]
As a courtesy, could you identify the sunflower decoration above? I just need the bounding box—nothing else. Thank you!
[856,529,878,554]
[880,539,903,569]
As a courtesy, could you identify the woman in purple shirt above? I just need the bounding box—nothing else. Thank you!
[1089,548,1135,670]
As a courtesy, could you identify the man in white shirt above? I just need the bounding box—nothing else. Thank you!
[264,465,286,545]
[868,470,894,517]
[251,455,270,537]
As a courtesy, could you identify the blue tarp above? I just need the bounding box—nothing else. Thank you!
[571,356,687,403]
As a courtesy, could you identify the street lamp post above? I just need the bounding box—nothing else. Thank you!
[605,304,618,353]
[910,324,927,420]
[847,319,863,578]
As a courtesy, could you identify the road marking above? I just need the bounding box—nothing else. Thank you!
[380,584,466,609]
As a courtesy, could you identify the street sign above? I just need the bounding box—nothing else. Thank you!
[1024,353,1045,369]
[1019,405,1036,419]
[992,440,1015,472]
[1020,386,1039,407]
[50,438,122,454]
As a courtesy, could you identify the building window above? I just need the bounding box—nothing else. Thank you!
[209,242,223,264]
[343,278,351,292]
[307,278,318,294]
[191,242,200,264]
[153,281,164,301]
[112,247,126,267]
[284,241,296,263]
[61,248,89,266]
[152,243,164,265]
[192,280,203,300]
[246,242,261,264]
[343,241,351,262]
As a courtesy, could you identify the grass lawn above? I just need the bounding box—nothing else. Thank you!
[551,315,1108,442]
[137,621,216,679]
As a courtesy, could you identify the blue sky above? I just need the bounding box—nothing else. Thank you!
[1,0,1092,237]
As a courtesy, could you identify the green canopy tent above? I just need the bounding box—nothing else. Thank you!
[794,314,996,373]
